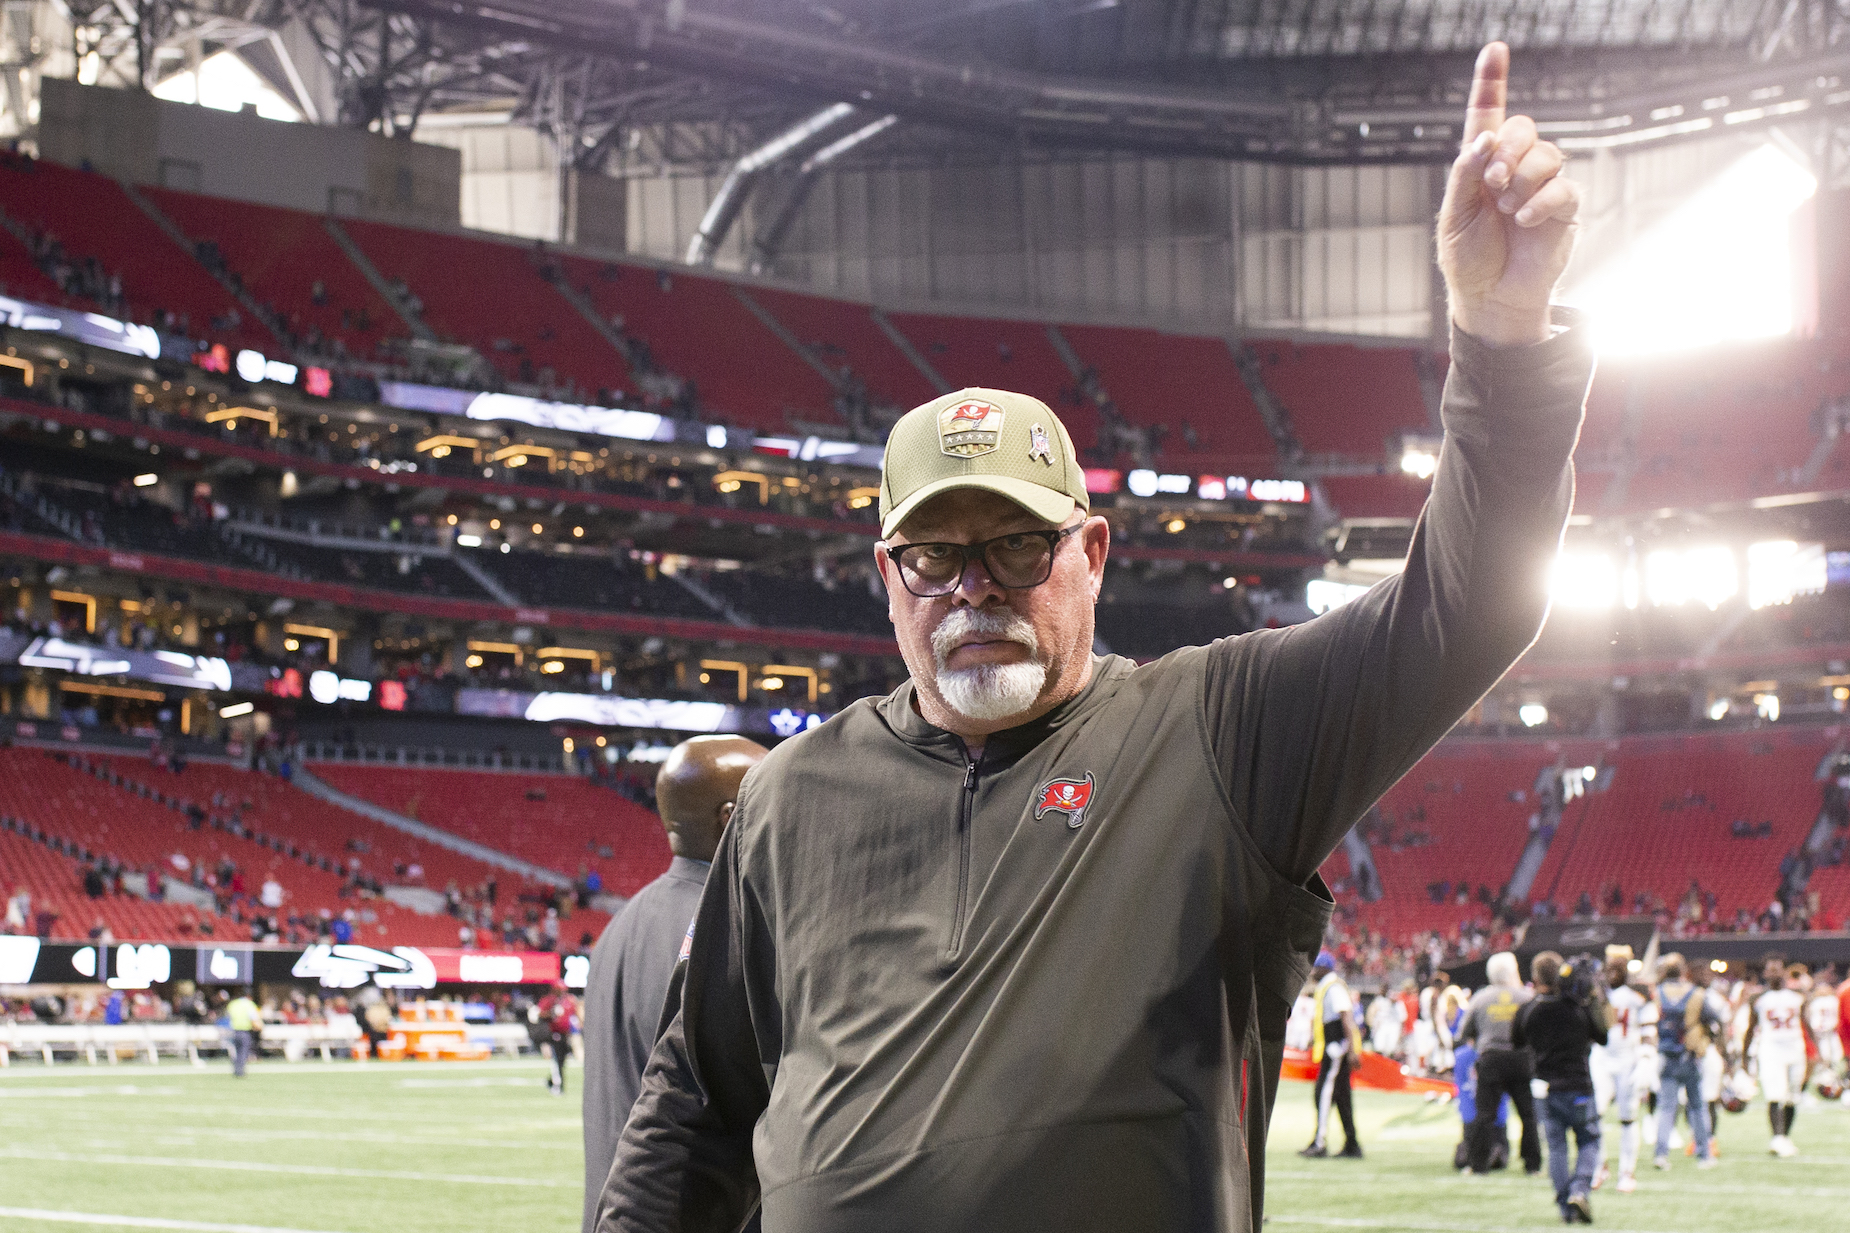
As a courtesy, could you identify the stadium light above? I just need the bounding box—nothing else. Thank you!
[132,473,157,487]
[1563,143,1817,355]
[1644,545,1737,610]
[1548,551,1618,609]
[1747,540,1826,609]
[1519,703,1549,727]
[218,702,254,718]
[1755,692,1781,721]
[1709,697,1730,721]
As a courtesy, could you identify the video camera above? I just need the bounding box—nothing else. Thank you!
[1558,953,1601,1005]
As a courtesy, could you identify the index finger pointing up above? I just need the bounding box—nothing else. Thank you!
[1463,41,1509,145]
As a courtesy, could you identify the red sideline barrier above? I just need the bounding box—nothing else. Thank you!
[1280,1046,1455,1095]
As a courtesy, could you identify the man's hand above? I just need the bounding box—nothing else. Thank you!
[1437,42,1580,346]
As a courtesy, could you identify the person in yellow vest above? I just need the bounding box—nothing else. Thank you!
[1302,950,1365,1158]
[226,986,262,1078]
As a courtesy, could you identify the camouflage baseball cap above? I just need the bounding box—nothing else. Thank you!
[879,388,1088,538]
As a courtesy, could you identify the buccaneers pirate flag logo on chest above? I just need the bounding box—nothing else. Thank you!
[1033,773,1096,829]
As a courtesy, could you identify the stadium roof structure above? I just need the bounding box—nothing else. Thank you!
[58,1,1850,167]
[48,2,1850,263]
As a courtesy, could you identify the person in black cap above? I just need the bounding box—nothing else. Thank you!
[1303,950,1364,1159]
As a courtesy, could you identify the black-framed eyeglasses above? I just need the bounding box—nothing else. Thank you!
[884,525,1084,598]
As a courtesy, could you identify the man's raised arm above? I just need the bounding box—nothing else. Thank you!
[1207,42,1592,884]
[596,822,773,1233]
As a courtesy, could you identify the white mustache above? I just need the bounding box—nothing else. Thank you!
[930,606,1039,668]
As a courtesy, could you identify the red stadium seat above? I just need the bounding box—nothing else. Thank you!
[144,187,408,357]
[0,157,273,349]
[309,765,672,898]
[337,219,630,396]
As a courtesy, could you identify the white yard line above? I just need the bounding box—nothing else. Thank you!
[0,1148,568,1188]
[1272,1217,1688,1233]
[0,1087,183,1099]
[0,1209,353,1233]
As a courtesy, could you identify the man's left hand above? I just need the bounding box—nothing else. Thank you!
[1437,41,1581,346]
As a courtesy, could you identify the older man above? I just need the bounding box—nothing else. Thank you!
[582,736,767,1233]
[600,41,1590,1233]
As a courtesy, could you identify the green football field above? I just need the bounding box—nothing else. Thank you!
[1,1058,1844,1232]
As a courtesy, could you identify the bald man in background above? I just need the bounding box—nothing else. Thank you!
[583,734,768,1233]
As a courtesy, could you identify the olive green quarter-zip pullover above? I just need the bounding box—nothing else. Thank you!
[598,317,1596,1233]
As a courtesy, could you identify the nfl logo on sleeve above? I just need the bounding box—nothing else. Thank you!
[1033,773,1096,829]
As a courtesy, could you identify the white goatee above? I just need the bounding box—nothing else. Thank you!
[928,606,1048,723]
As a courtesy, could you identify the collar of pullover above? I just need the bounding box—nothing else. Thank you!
[878,652,1136,763]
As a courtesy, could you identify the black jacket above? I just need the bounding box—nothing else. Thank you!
[1513,993,1609,1094]
[598,320,1594,1233]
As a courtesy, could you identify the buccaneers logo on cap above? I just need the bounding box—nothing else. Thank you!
[1033,772,1096,830]
[938,398,1005,458]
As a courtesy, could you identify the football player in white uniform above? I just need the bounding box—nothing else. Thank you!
[1591,948,1655,1192]
[1806,977,1844,1096]
[1743,955,1813,1157]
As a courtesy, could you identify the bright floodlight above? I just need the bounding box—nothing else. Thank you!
[153,51,303,122]
[1306,578,1372,615]
[1644,545,1737,610]
[1563,144,1816,355]
[1709,697,1730,720]
[1399,448,1437,480]
[1519,703,1549,727]
[1747,540,1827,610]
[1549,551,1618,609]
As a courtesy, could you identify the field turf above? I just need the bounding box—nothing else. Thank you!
[1,1060,1843,1231]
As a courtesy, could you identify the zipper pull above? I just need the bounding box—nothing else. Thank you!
[963,760,978,791]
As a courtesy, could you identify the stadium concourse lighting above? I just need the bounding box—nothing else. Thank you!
[219,702,254,719]
[1519,703,1549,727]
[132,473,157,487]
[1564,143,1817,355]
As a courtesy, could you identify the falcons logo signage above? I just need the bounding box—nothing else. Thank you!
[1033,773,1096,829]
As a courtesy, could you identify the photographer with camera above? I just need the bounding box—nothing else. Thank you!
[1513,951,1610,1224]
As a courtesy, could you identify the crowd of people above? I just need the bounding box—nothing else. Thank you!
[1292,945,1850,1224]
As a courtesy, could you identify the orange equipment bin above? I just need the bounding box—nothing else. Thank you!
[352,1001,492,1061]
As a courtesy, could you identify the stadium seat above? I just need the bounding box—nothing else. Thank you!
[748,286,939,410]
[1060,324,1275,466]
[309,765,672,897]
[886,313,1076,420]
[0,157,273,349]
[548,253,840,430]
[1246,339,1431,459]
[144,186,409,358]
[336,219,630,397]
